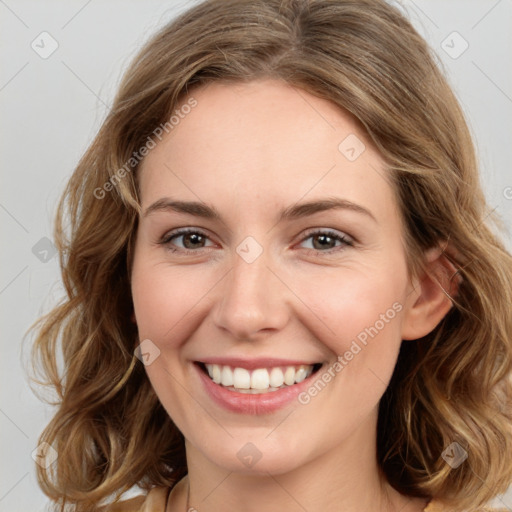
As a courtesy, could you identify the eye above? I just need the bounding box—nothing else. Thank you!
[158,227,353,255]
[159,228,215,253]
[298,229,353,253]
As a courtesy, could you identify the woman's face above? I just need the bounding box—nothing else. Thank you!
[131,79,419,475]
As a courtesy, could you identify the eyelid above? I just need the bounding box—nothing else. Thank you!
[299,227,354,244]
[159,226,354,256]
[160,227,212,241]
[295,228,354,254]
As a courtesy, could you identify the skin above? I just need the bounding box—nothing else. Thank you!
[130,79,455,512]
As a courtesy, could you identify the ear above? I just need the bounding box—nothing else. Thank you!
[401,244,462,341]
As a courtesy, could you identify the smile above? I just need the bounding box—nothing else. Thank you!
[200,363,321,394]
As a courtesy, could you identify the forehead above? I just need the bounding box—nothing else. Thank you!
[138,79,395,221]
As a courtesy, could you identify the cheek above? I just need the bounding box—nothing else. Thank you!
[131,261,211,343]
[293,266,405,352]
[130,260,209,425]
[289,273,405,424]
[289,266,407,406]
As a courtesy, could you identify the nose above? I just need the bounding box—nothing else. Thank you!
[212,248,290,340]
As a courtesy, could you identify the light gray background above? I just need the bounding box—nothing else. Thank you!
[1,1,511,510]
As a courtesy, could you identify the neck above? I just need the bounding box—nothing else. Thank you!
[176,409,421,512]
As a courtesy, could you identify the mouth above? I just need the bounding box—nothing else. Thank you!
[195,361,323,394]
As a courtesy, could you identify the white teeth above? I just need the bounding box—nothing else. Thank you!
[212,364,221,384]
[251,369,270,390]
[269,367,284,387]
[233,367,251,389]
[295,367,308,383]
[221,365,234,386]
[284,366,296,386]
[203,363,316,392]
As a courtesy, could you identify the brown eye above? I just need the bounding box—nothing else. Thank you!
[180,232,207,249]
[299,229,353,253]
[160,229,214,252]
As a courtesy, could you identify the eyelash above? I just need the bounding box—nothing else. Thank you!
[158,227,354,256]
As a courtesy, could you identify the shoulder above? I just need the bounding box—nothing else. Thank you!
[98,487,169,512]
[425,499,510,511]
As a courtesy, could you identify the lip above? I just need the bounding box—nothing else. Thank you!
[193,361,323,415]
[197,357,320,370]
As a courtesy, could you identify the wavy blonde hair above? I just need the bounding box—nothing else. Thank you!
[28,0,512,510]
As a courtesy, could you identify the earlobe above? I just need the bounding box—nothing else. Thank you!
[401,244,461,341]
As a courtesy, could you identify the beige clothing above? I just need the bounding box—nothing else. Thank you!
[102,486,509,511]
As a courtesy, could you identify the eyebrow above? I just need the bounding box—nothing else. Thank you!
[143,196,377,223]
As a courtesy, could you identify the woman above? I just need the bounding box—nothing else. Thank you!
[29,0,512,510]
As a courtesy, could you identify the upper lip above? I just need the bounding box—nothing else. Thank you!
[195,357,323,370]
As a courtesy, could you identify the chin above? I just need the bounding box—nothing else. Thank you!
[194,435,310,476]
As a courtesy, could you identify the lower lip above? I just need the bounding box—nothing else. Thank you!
[194,363,320,415]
